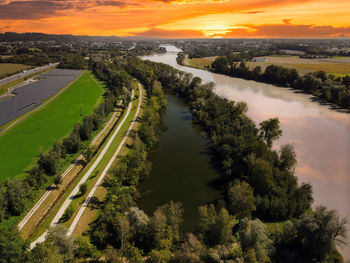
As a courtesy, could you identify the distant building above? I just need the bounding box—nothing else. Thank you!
[252,57,268,62]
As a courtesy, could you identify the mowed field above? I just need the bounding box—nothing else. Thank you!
[246,56,350,75]
[0,71,104,182]
[189,56,217,69]
[0,63,31,77]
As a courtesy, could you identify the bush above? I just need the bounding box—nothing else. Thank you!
[79,183,87,195]
[60,205,74,223]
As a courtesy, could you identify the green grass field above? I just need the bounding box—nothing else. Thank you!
[0,71,104,182]
[0,63,31,77]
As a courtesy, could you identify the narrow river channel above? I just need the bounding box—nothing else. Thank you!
[137,95,221,232]
[140,45,350,259]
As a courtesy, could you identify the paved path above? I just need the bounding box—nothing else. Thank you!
[0,63,58,87]
[30,86,137,249]
[67,83,142,236]
[18,104,119,231]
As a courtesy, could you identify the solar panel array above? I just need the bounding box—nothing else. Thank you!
[0,69,83,127]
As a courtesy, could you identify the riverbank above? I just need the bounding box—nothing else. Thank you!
[142,47,350,260]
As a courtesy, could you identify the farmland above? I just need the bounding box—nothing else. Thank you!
[188,56,217,69]
[0,71,103,182]
[245,55,350,75]
[0,63,31,78]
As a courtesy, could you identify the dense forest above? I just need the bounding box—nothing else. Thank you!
[0,55,347,263]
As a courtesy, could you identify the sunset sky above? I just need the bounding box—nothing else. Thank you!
[0,0,350,38]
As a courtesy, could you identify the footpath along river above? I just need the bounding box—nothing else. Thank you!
[140,45,350,259]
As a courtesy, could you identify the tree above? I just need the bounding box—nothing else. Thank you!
[79,183,87,195]
[38,153,58,176]
[161,201,183,242]
[249,159,274,195]
[175,233,205,263]
[4,179,28,216]
[197,205,236,247]
[212,56,229,73]
[279,144,297,174]
[227,181,256,219]
[295,206,348,261]
[54,175,62,186]
[259,118,282,149]
[62,133,81,154]
[127,207,151,249]
[117,216,131,255]
[45,225,76,262]
[239,219,274,263]
[83,146,95,163]
[0,226,27,263]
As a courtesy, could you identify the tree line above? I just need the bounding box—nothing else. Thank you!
[0,55,347,263]
[211,56,350,109]
[0,59,132,230]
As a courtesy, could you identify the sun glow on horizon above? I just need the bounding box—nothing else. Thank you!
[0,0,349,38]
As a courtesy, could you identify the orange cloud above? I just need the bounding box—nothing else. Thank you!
[219,23,350,38]
[132,27,205,38]
[0,0,349,37]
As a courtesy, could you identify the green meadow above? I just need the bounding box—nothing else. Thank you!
[0,71,104,182]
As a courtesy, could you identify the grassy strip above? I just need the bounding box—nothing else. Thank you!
[29,83,140,241]
[67,82,145,236]
[0,71,103,182]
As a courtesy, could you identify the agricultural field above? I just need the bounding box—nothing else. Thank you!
[246,55,350,75]
[0,63,31,77]
[188,56,217,69]
[0,71,104,182]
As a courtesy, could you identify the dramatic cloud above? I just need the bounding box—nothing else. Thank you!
[219,23,350,38]
[0,0,73,19]
[0,0,349,37]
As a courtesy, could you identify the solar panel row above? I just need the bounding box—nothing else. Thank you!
[0,69,83,127]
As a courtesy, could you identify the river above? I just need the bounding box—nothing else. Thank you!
[140,45,350,259]
[137,95,222,232]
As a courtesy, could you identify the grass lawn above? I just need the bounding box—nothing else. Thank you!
[0,63,31,77]
[0,71,104,182]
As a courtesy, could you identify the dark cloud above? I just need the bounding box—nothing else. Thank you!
[0,0,130,20]
[0,0,74,19]
[95,0,127,6]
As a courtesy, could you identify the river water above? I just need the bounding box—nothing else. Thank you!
[137,95,222,232]
[140,45,350,259]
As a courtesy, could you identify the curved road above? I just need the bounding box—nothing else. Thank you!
[30,85,139,249]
